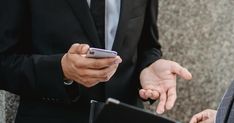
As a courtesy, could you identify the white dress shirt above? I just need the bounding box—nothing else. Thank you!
[87,0,121,50]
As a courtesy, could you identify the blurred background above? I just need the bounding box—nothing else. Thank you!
[1,0,234,122]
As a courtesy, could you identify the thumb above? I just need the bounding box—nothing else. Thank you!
[68,43,90,54]
[171,62,192,80]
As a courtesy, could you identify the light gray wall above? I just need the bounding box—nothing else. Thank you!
[1,0,234,123]
[0,92,19,123]
[157,0,234,122]
[0,92,6,123]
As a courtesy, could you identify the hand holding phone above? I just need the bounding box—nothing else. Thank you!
[62,44,121,88]
[86,48,118,58]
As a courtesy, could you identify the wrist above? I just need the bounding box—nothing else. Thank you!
[61,53,73,82]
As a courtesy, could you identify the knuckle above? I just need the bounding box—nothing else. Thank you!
[78,71,86,77]
[107,59,115,65]
[71,43,80,49]
[104,76,110,81]
[83,79,90,84]
[83,44,90,48]
[93,62,100,68]
[74,61,82,68]
[74,62,80,68]
[100,71,108,77]
[80,44,90,52]
[71,44,77,48]
[66,53,72,60]
[99,76,109,82]
[80,78,91,84]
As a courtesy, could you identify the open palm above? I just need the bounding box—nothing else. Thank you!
[139,59,192,114]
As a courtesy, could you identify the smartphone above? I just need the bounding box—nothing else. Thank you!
[86,48,117,58]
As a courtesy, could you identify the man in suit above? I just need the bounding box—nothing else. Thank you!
[0,0,192,122]
[190,81,234,123]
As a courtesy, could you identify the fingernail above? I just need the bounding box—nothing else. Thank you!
[166,105,173,110]
[157,109,164,114]
[187,73,192,80]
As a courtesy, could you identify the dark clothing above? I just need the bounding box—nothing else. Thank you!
[216,81,234,123]
[0,0,162,122]
[90,0,105,47]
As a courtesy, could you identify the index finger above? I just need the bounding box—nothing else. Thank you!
[68,44,90,54]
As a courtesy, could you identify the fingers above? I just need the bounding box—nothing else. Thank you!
[190,115,200,123]
[139,89,168,114]
[139,89,160,100]
[68,43,90,54]
[79,63,119,79]
[156,91,167,114]
[146,90,160,100]
[76,77,102,88]
[139,86,167,114]
[68,43,80,54]
[190,112,204,123]
[82,56,122,69]
[189,110,211,123]
[165,87,177,110]
[171,61,192,80]
[68,43,122,69]
[139,89,147,100]
[139,88,176,114]
[71,65,119,87]
[77,44,90,54]
[64,43,122,87]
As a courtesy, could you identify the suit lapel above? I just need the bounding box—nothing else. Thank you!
[65,0,102,48]
[112,0,131,51]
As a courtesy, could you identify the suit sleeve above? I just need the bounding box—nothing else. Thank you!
[137,0,162,72]
[0,0,69,100]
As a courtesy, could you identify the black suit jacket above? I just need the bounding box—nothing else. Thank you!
[0,0,162,122]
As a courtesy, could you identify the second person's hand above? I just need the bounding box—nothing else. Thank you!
[61,43,122,87]
[190,109,217,123]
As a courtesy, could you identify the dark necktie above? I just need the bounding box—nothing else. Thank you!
[89,0,106,101]
[90,0,105,48]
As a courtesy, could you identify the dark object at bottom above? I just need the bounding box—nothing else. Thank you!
[89,98,176,123]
